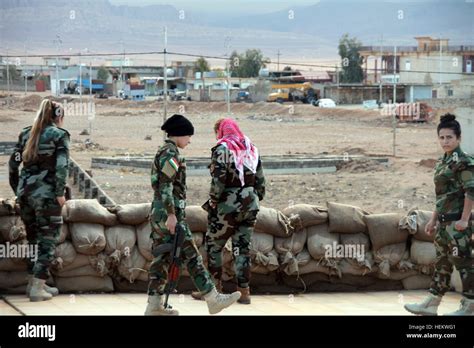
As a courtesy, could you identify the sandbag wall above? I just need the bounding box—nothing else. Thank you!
[0,198,462,294]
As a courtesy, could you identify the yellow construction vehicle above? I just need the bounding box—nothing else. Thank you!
[267,82,318,104]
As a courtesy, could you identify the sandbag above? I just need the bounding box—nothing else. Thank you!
[113,277,148,293]
[110,203,151,225]
[275,229,307,255]
[0,216,26,243]
[136,221,153,261]
[344,251,375,274]
[70,223,106,255]
[402,275,432,290]
[118,247,147,283]
[136,262,150,282]
[185,206,208,232]
[251,250,279,274]
[55,275,114,293]
[307,224,340,260]
[374,242,407,277]
[410,239,436,266]
[398,209,435,242]
[64,199,117,226]
[249,232,276,270]
[365,213,407,252]
[298,259,336,276]
[0,198,17,216]
[327,202,369,234]
[52,253,90,274]
[87,253,110,277]
[55,264,104,278]
[0,271,29,289]
[58,223,70,244]
[281,248,312,276]
[339,259,374,276]
[251,231,274,255]
[282,204,327,230]
[375,268,418,280]
[105,225,137,264]
[340,233,371,252]
[255,206,294,237]
[0,257,28,271]
[52,241,77,270]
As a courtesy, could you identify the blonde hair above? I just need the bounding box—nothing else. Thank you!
[23,99,62,163]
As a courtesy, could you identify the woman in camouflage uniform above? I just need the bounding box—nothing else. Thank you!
[192,118,265,304]
[145,114,241,315]
[9,99,69,302]
[405,114,474,316]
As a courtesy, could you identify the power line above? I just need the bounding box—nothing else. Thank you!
[1,49,472,76]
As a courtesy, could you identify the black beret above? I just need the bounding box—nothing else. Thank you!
[161,114,194,136]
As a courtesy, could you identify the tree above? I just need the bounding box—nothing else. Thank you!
[338,33,364,83]
[3,65,20,81]
[194,57,210,76]
[229,49,269,78]
[283,66,292,71]
[97,66,109,81]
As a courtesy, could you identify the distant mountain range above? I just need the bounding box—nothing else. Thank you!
[0,0,472,65]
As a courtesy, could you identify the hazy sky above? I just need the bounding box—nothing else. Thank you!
[109,0,315,14]
[109,0,449,14]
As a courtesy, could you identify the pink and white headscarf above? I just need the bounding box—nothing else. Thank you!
[216,118,259,186]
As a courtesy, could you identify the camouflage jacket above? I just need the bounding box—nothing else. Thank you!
[209,144,265,213]
[434,146,474,214]
[151,139,186,215]
[9,124,70,198]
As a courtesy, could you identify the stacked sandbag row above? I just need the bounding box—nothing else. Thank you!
[0,199,452,294]
[265,202,441,293]
[398,208,438,290]
[0,198,30,293]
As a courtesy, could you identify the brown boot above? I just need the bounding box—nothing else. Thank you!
[191,279,222,301]
[237,286,251,304]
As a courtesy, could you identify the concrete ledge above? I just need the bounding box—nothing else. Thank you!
[91,155,389,175]
[0,142,16,156]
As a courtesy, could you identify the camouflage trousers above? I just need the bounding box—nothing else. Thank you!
[18,194,62,280]
[147,202,214,297]
[429,221,474,299]
[206,208,258,288]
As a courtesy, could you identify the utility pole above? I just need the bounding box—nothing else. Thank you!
[89,61,93,135]
[277,49,281,71]
[226,59,230,115]
[89,61,92,100]
[24,72,27,95]
[54,35,62,97]
[120,40,124,89]
[79,60,83,104]
[439,36,442,85]
[6,47,10,93]
[163,26,168,141]
[379,34,383,104]
[392,45,397,157]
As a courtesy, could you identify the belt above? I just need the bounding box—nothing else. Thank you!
[438,212,473,223]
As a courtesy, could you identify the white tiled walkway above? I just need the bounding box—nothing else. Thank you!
[0,291,464,316]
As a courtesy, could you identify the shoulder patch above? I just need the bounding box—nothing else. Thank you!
[161,157,179,178]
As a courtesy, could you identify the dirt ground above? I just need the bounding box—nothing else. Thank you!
[0,92,458,213]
